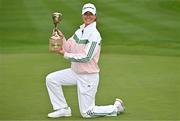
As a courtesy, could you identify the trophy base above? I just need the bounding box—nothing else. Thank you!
[49,46,62,52]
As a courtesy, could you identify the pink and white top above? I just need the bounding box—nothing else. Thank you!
[63,22,102,74]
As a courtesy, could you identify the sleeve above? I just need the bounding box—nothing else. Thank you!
[64,32,101,63]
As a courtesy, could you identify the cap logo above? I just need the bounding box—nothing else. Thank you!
[83,7,94,10]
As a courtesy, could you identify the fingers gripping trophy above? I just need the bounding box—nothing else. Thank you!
[49,12,64,52]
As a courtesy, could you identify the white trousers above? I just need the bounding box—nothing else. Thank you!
[46,68,116,117]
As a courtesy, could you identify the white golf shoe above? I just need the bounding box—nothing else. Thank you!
[114,98,125,114]
[48,107,72,118]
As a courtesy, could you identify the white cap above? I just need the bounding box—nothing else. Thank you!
[82,3,96,15]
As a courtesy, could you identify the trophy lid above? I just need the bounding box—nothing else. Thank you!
[52,12,62,18]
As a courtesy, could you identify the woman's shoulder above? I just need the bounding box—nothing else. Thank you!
[89,29,102,43]
[92,28,101,38]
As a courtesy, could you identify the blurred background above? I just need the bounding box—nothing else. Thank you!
[0,0,180,55]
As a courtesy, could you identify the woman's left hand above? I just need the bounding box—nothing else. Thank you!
[57,48,65,55]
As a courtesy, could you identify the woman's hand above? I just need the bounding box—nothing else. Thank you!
[56,48,65,55]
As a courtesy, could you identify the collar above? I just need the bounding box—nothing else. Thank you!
[80,22,96,30]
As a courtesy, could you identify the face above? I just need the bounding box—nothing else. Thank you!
[82,12,96,26]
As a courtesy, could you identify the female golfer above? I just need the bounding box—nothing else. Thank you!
[46,3,125,118]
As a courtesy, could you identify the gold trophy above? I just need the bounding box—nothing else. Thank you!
[52,12,62,31]
[49,12,63,52]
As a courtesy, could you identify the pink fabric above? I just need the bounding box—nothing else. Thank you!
[63,39,100,74]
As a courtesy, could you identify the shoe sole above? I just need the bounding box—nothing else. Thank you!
[48,114,72,118]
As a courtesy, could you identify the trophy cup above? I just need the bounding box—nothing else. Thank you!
[49,12,63,52]
[52,12,62,32]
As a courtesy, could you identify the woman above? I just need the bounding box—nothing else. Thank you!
[46,3,125,118]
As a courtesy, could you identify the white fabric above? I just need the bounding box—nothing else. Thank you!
[79,22,101,43]
[63,22,101,73]
[64,22,101,62]
[46,68,117,117]
[82,3,96,15]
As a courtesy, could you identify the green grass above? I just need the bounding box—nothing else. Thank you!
[0,53,179,120]
[0,0,180,120]
[0,0,180,50]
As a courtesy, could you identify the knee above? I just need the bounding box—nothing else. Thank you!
[46,74,53,85]
[81,110,94,118]
[81,113,92,118]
